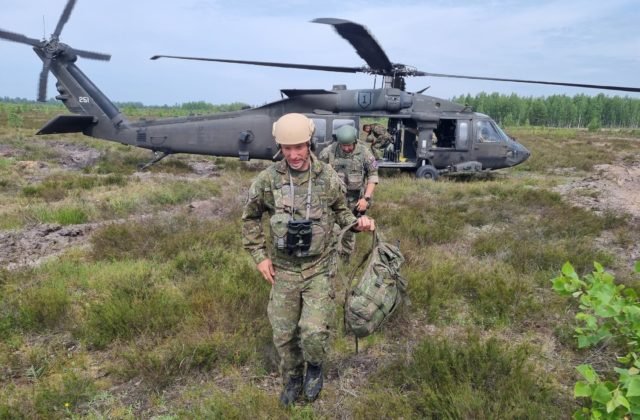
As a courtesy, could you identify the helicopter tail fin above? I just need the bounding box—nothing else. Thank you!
[35,50,134,144]
[37,115,96,135]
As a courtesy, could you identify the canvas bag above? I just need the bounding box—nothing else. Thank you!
[338,223,407,338]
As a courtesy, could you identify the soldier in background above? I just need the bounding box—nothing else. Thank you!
[242,113,376,406]
[365,123,394,159]
[319,125,378,260]
[359,123,372,143]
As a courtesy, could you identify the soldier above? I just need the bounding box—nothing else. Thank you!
[359,123,372,143]
[242,113,376,406]
[319,125,378,259]
[365,123,394,159]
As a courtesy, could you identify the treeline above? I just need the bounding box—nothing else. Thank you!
[3,94,640,128]
[0,98,249,113]
[451,93,640,129]
[0,100,251,128]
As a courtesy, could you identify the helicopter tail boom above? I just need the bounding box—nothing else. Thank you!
[34,49,133,144]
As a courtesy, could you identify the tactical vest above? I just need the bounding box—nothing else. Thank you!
[267,165,334,259]
[327,143,367,200]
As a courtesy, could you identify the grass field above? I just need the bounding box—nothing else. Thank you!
[1,109,639,418]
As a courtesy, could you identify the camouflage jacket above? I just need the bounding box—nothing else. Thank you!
[365,125,393,148]
[242,154,357,269]
[318,142,379,201]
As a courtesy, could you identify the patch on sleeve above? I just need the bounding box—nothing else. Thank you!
[247,183,260,201]
[368,156,378,169]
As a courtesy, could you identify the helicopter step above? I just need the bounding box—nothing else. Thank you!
[138,150,172,171]
[445,161,483,174]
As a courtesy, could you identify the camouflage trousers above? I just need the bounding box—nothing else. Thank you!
[268,257,335,380]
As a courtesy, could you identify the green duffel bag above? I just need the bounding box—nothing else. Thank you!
[339,224,407,338]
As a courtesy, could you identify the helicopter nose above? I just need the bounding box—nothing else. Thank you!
[507,142,531,166]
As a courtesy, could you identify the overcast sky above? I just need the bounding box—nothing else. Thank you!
[1,0,639,106]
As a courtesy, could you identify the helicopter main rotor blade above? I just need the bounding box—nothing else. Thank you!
[71,48,111,61]
[416,71,640,93]
[0,28,42,47]
[37,58,51,102]
[150,55,364,74]
[53,0,77,38]
[312,18,393,74]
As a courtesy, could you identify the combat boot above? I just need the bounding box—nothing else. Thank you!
[303,363,323,401]
[279,375,303,407]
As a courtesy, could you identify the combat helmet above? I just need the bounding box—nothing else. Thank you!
[335,125,357,145]
[272,113,315,145]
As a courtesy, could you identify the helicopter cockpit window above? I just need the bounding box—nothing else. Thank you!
[495,124,512,142]
[476,120,502,143]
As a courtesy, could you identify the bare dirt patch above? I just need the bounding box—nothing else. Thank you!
[0,223,93,270]
[554,162,640,267]
[0,138,247,270]
[51,141,102,170]
[555,163,640,219]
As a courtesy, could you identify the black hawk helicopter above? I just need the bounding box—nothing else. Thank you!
[2,1,640,178]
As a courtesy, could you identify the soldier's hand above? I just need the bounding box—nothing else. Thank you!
[355,215,375,232]
[257,258,275,285]
[356,198,369,212]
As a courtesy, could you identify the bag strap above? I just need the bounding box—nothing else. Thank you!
[337,221,379,325]
[336,221,379,256]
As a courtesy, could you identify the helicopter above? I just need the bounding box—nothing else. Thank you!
[2,1,640,179]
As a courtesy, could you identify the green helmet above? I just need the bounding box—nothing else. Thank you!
[336,125,357,145]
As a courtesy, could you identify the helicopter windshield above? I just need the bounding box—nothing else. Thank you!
[475,120,505,143]
[494,123,512,142]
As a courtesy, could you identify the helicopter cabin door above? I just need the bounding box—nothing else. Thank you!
[431,118,470,168]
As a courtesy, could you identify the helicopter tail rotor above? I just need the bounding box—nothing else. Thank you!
[0,0,110,102]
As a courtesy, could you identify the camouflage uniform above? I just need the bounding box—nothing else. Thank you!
[365,124,393,159]
[359,126,371,143]
[318,142,379,255]
[242,154,357,381]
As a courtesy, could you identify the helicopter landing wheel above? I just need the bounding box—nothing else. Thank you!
[415,164,439,180]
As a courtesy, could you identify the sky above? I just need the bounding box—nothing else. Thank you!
[1,0,639,106]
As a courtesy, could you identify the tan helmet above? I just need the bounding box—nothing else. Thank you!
[336,125,357,144]
[272,113,315,145]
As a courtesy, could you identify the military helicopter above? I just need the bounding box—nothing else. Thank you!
[3,1,640,178]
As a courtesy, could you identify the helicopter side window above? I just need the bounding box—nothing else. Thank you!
[476,121,502,143]
[310,118,328,146]
[456,121,469,150]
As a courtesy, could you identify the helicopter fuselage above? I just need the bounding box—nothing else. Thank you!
[37,51,530,177]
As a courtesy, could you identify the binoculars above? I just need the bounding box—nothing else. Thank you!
[286,219,312,256]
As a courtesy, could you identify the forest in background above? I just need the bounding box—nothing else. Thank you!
[2,93,640,129]
[451,93,640,129]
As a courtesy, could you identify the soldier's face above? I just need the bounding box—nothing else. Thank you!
[339,143,355,154]
[282,142,310,171]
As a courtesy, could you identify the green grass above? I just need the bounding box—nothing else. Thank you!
[1,120,638,417]
[31,204,90,225]
[353,334,571,418]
